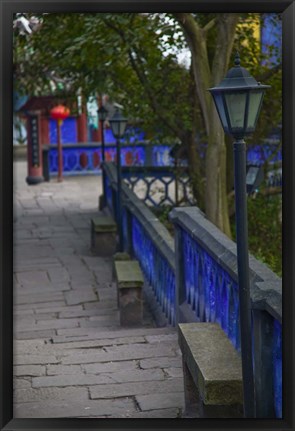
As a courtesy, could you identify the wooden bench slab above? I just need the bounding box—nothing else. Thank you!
[178,322,243,417]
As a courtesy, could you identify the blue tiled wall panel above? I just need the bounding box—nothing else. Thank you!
[49,117,78,144]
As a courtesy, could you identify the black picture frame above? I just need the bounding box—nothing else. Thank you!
[1,1,294,430]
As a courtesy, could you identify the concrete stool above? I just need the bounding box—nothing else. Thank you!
[114,260,144,327]
[91,216,117,256]
[178,322,243,418]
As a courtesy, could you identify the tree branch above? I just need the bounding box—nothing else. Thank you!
[256,63,282,82]
[202,18,216,35]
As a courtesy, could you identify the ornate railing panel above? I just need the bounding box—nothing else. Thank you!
[122,166,194,207]
[170,207,282,418]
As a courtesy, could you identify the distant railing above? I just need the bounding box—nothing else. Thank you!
[47,142,176,175]
[104,161,282,419]
[46,142,282,189]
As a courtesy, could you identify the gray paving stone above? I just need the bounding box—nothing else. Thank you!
[46,365,83,375]
[64,290,98,305]
[61,343,177,364]
[34,312,58,320]
[34,305,83,314]
[14,329,57,340]
[15,283,71,295]
[53,327,175,343]
[83,300,117,310]
[14,316,36,326]
[127,408,180,418]
[33,368,164,388]
[14,339,46,355]
[140,357,182,369]
[14,292,64,305]
[16,271,50,286]
[136,392,185,411]
[14,355,60,365]
[14,365,46,377]
[79,317,119,328]
[145,333,178,343]
[83,360,138,374]
[13,378,32,389]
[33,318,80,331]
[47,268,70,283]
[59,307,118,319]
[13,309,34,316]
[32,374,114,388]
[14,386,89,403]
[90,377,184,399]
[164,367,184,378]
[49,336,146,350]
[14,397,136,418]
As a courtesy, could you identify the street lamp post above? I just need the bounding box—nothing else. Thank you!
[208,52,270,418]
[109,108,128,252]
[97,105,108,207]
[50,104,70,182]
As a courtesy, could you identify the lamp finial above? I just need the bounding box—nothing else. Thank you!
[234,51,241,67]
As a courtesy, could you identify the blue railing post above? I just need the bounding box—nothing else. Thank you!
[174,227,186,325]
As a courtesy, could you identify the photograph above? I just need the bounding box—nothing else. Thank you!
[1,1,294,430]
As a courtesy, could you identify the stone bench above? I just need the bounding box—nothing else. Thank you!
[178,322,243,418]
[114,260,144,327]
[90,216,117,256]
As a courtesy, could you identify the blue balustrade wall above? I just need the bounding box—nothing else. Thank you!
[103,162,282,418]
[104,162,176,326]
[182,229,241,350]
[132,216,175,325]
[170,206,282,418]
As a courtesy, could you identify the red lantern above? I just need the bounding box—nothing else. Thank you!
[49,104,70,182]
[50,104,70,123]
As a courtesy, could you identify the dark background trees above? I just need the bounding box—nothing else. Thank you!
[14,12,282,255]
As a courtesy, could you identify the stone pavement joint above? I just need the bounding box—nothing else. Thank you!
[13,160,184,418]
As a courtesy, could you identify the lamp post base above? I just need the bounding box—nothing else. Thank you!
[26,175,44,185]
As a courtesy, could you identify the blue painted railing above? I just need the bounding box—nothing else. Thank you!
[169,207,282,419]
[104,162,282,418]
[48,142,175,175]
[46,141,282,184]
[104,162,175,325]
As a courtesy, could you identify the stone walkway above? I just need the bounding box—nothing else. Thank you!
[13,161,184,418]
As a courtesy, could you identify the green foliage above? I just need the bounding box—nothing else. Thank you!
[151,205,175,235]
[231,193,282,277]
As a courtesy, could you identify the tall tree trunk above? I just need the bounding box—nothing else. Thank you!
[173,13,239,238]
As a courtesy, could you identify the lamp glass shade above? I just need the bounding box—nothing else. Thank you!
[208,52,270,139]
[213,92,229,131]
[97,106,108,122]
[247,91,264,129]
[109,110,128,139]
[224,91,247,129]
